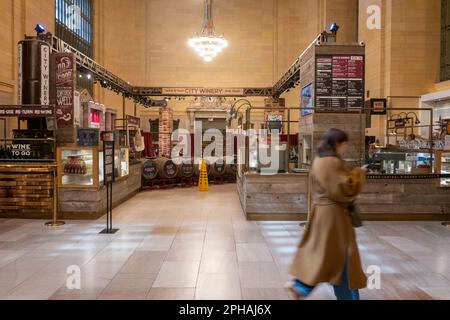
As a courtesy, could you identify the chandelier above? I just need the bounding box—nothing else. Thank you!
[188,0,228,62]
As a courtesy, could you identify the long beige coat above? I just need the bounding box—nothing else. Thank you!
[289,156,367,290]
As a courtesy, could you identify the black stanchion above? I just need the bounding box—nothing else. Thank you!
[100,132,119,235]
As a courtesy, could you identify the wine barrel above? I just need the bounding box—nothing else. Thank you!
[142,159,159,181]
[178,162,195,178]
[210,162,226,177]
[156,157,178,179]
[226,163,238,175]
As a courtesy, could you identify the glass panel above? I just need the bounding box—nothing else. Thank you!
[121,148,129,177]
[61,149,94,186]
[99,151,104,184]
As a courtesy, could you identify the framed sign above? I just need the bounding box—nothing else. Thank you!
[126,115,141,127]
[103,133,115,186]
[370,98,387,115]
[301,84,313,116]
[315,55,365,113]
[77,128,100,147]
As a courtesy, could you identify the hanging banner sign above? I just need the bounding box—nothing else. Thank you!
[126,115,141,126]
[53,53,75,128]
[162,87,244,96]
[41,45,50,105]
[17,44,23,105]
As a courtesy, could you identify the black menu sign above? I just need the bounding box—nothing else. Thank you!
[102,132,115,185]
[315,55,364,112]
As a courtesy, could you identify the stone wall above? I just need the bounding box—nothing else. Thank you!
[299,113,366,164]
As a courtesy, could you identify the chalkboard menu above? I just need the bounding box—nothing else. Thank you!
[315,55,364,112]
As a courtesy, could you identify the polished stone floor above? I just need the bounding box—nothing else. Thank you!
[1,184,450,300]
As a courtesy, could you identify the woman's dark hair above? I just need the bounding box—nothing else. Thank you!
[317,128,349,158]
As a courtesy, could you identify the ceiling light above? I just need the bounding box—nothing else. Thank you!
[189,0,228,63]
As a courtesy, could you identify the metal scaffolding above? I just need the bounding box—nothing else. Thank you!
[42,31,338,106]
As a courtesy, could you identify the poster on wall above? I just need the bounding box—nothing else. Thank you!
[300,84,313,116]
[315,55,364,112]
[53,53,75,128]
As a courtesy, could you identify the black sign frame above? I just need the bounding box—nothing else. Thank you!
[100,131,118,234]
[314,54,365,113]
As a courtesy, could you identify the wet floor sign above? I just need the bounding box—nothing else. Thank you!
[198,160,209,192]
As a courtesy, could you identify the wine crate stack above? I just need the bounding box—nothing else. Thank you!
[159,107,174,157]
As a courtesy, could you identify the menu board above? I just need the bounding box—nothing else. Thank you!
[315,55,364,112]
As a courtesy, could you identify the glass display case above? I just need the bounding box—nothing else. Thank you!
[58,147,99,188]
[373,150,433,175]
[114,147,129,179]
[436,150,450,188]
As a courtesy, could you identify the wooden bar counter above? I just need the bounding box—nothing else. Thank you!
[237,172,450,221]
[0,163,57,219]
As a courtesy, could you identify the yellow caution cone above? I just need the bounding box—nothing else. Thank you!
[198,160,209,192]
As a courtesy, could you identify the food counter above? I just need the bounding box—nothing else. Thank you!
[0,163,57,219]
[237,171,450,222]
[57,146,141,219]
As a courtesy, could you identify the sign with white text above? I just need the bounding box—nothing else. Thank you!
[162,87,244,96]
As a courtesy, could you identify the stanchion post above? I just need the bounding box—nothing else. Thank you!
[45,165,65,227]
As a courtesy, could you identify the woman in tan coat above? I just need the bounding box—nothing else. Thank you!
[287,128,367,300]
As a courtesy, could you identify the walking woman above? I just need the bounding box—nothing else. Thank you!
[287,128,367,300]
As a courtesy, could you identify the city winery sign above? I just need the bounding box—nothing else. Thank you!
[162,87,244,96]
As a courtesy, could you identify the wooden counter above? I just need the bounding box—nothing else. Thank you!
[58,161,142,219]
[237,172,450,221]
[0,163,57,219]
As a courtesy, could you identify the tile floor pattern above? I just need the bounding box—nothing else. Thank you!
[0,185,450,300]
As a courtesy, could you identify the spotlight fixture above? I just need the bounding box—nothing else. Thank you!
[87,74,92,80]
[35,24,46,35]
[329,23,340,34]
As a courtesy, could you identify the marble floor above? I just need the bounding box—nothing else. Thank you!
[1,184,450,300]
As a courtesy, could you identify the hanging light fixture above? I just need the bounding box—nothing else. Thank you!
[188,0,228,62]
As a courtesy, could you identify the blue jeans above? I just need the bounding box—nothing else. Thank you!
[293,264,360,300]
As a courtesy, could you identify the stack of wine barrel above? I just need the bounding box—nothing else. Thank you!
[142,157,237,190]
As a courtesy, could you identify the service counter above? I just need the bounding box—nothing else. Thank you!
[0,163,57,219]
[237,172,450,221]
[58,161,142,219]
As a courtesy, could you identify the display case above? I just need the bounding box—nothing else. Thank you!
[57,147,99,188]
[114,147,129,179]
[373,150,433,175]
[435,150,450,188]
